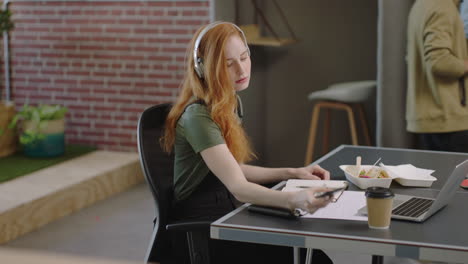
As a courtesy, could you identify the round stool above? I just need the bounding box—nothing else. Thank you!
[305,80,376,165]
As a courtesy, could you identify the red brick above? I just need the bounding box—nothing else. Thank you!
[90,19,117,24]
[40,52,63,58]
[106,28,131,34]
[83,131,105,137]
[41,70,64,75]
[33,10,56,16]
[68,71,90,76]
[80,45,104,50]
[118,19,143,25]
[162,29,189,35]
[81,80,105,86]
[120,55,145,61]
[69,88,91,93]
[68,105,91,111]
[109,132,132,138]
[109,81,131,86]
[80,27,103,33]
[81,96,105,103]
[176,20,205,26]
[29,78,51,83]
[40,18,63,24]
[162,47,186,53]
[66,36,90,42]
[52,27,77,33]
[94,106,117,112]
[175,1,208,7]
[148,73,172,79]
[118,37,144,43]
[95,123,119,129]
[153,10,164,16]
[56,79,78,85]
[65,19,89,24]
[120,107,144,113]
[95,54,118,60]
[69,121,92,128]
[108,98,132,104]
[55,95,76,101]
[134,28,159,34]
[94,88,114,94]
[42,87,63,92]
[54,44,77,50]
[13,35,38,41]
[94,72,117,77]
[121,73,144,78]
[147,19,172,25]
[195,10,209,16]
[112,10,124,16]
[40,35,64,41]
[148,2,173,7]
[65,53,91,59]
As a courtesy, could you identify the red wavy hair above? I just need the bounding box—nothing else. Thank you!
[162,22,255,163]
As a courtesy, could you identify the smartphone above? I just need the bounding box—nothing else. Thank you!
[314,187,346,199]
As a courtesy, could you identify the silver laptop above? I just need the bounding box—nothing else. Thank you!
[359,159,468,222]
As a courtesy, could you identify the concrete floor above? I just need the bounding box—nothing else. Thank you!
[6,184,154,262]
[5,183,425,264]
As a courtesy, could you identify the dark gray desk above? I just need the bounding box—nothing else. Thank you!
[211,145,468,263]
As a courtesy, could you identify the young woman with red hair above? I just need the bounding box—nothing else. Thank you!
[162,21,333,264]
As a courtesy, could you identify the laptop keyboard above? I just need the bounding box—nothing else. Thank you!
[392,197,434,218]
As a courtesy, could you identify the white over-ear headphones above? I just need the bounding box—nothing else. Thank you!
[193,21,250,79]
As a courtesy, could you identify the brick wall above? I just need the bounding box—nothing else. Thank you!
[1,0,211,152]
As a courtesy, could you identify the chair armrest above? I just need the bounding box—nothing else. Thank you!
[166,221,211,233]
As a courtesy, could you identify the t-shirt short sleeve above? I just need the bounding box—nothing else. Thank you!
[181,104,225,153]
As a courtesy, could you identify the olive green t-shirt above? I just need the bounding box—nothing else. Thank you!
[173,104,225,201]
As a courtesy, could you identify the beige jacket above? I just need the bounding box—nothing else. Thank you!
[406,0,468,132]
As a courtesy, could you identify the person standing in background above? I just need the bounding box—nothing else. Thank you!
[406,0,468,152]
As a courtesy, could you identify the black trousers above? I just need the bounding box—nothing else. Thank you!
[170,173,333,264]
[418,130,468,152]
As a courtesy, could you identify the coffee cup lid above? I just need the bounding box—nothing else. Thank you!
[365,187,394,198]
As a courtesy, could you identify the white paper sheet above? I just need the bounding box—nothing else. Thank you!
[301,191,368,221]
[282,179,348,202]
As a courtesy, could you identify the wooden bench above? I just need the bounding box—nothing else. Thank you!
[0,151,143,244]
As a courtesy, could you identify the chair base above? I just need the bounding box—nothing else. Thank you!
[305,101,371,165]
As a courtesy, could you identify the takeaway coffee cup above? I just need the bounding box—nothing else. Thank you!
[365,187,394,229]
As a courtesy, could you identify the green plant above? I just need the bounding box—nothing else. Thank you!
[0,9,14,33]
[8,104,68,145]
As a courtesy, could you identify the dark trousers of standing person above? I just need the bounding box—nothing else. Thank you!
[419,130,468,152]
[169,172,333,264]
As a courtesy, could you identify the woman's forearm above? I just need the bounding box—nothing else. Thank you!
[229,180,295,210]
[240,164,295,184]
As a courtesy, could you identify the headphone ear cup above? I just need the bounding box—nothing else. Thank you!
[197,58,205,79]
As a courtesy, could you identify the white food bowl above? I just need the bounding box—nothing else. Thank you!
[382,165,437,187]
[339,165,392,189]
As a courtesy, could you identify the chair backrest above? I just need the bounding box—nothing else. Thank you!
[137,103,174,262]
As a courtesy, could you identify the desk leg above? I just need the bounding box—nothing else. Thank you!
[294,247,300,264]
[305,248,313,264]
[372,255,383,264]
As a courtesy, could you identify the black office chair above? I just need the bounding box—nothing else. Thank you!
[137,103,211,264]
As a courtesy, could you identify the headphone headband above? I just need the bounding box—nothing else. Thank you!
[193,21,250,79]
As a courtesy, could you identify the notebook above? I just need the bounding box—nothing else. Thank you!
[247,179,349,219]
[359,159,468,222]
